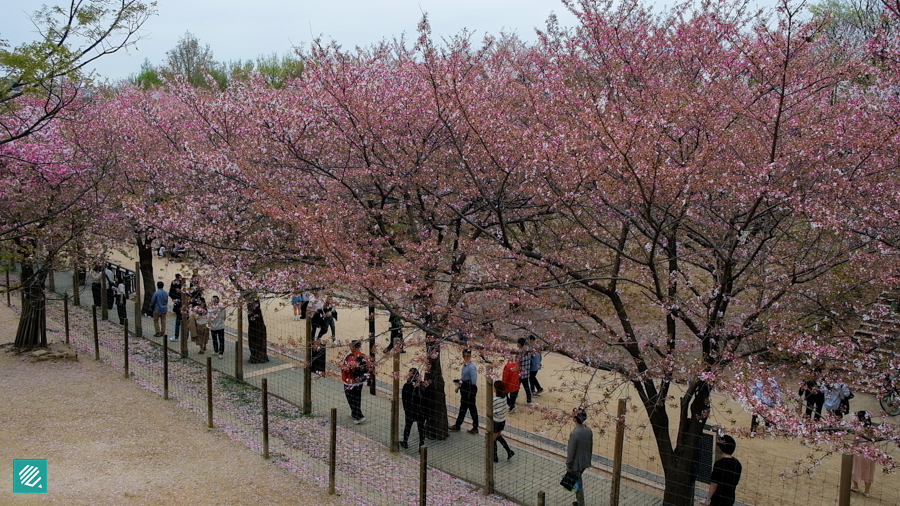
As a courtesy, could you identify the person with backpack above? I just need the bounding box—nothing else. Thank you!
[401,368,426,449]
[341,340,370,424]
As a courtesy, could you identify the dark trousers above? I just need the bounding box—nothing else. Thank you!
[116,302,127,324]
[403,412,425,446]
[345,384,364,419]
[529,370,543,392]
[454,384,478,429]
[520,377,532,403]
[493,420,512,459]
[804,393,824,420]
[91,283,101,307]
[300,300,309,319]
[173,312,182,339]
[507,389,519,409]
[211,329,225,354]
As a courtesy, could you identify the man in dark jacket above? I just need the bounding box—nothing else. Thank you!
[400,368,426,449]
[566,407,593,506]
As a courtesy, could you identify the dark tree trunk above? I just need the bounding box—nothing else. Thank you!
[247,298,269,364]
[655,382,711,506]
[423,334,449,440]
[14,253,47,350]
[136,235,155,317]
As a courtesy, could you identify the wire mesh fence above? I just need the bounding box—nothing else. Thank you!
[11,263,897,506]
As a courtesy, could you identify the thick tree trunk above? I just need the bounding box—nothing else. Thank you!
[656,383,711,506]
[423,334,449,440]
[14,259,47,350]
[136,235,155,317]
[247,298,269,364]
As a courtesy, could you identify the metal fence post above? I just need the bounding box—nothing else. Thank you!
[163,335,169,400]
[236,305,244,381]
[329,407,337,494]
[419,445,428,506]
[262,378,269,459]
[303,313,311,414]
[123,319,129,378]
[92,305,99,361]
[390,349,400,452]
[610,398,627,506]
[63,292,70,344]
[207,356,214,428]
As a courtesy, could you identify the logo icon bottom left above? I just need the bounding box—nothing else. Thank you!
[13,460,47,493]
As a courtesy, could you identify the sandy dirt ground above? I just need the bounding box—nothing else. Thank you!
[102,250,900,504]
[0,304,347,506]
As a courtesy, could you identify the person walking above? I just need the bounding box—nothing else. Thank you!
[208,296,226,359]
[310,301,325,339]
[341,340,369,424]
[566,407,593,506]
[851,411,876,498]
[169,274,184,341]
[291,291,305,320]
[104,264,115,310]
[823,381,851,418]
[385,313,404,353]
[400,368,426,449]
[114,274,128,325]
[191,300,210,354]
[150,281,168,337]
[502,359,521,411]
[528,334,544,396]
[750,377,781,436]
[517,337,533,406]
[320,298,338,341]
[703,435,742,506]
[88,265,103,308]
[492,380,515,462]
[449,349,479,434]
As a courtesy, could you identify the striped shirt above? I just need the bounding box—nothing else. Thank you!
[493,396,508,423]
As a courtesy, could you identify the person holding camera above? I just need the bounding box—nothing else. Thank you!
[566,407,593,506]
[449,349,479,434]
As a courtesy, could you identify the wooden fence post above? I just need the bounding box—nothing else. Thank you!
[610,398,627,506]
[236,305,244,381]
[180,293,188,358]
[329,407,337,494]
[262,378,269,459]
[123,319,129,378]
[302,314,311,414]
[537,491,545,506]
[484,376,494,495]
[63,292,70,344]
[92,305,99,361]
[5,270,10,307]
[207,356,214,428]
[133,261,142,337]
[419,445,428,506]
[390,348,400,452]
[163,335,169,400]
[838,453,853,506]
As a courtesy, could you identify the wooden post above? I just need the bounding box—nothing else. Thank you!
[5,270,10,307]
[419,445,428,506]
[610,398,627,506]
[63,292,70,344]
[537,491,545,506]
[838,453,853,506]
[133,261,142,338]
[390,348,400,452]
[100,267,108,321]
[48,269,55,292]
[180,293,188,358]
[303,314,311,414]
[484,376,494,495]
[92,305,99,361]
[163,335,169,400]
[262,378,269,459]
[368,303,376,396]
[72,269,80,306]
[236,305,244,381]
[207,356,214,428]
[329,407,337,494]
[123,319,129,378]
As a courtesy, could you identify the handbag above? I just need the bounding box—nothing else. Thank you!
[560,470,579,491]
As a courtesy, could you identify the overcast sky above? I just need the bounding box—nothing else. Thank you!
[1,0,586,82]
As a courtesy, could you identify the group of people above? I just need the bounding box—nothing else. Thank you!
[148,272,227,357]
